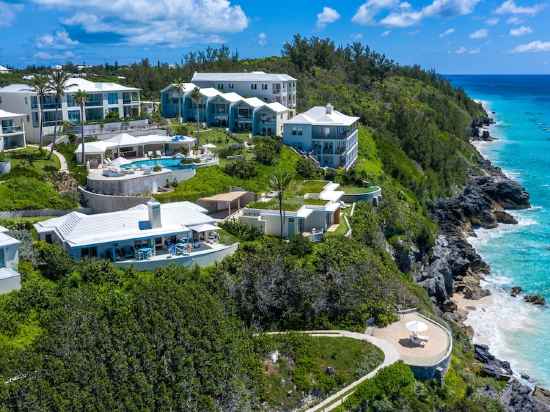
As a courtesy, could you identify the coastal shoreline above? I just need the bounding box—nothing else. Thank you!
[412,100,550,408]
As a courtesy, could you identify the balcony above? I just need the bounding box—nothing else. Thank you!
[1,125,23,135]
[312,127,357,140]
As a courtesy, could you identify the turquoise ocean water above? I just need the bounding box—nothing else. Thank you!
[447,75,550,386]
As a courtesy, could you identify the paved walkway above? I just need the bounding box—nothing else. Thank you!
[265,330,400,412]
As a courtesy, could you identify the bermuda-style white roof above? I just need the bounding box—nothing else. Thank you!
[264,102,289,113]
[285,105,359,127]
[0,65,9,72]
[199,88,221,98]
[0,109,25,119]
[242,97,265,109]
[0,78,139,95]
[219,92,242,103]
[74,134,193,155]
[0,231,20,248]
[192,71,296,82]
[34,202,215,247]
[160,83,197,94]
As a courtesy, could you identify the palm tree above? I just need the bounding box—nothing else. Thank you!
[173,79,186,124]
[270,170,293,239]
[190,87,202,145]
[47,70,76,156]
[27,74,50,150]
[74,89,88,165]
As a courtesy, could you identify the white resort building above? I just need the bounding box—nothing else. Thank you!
[0,226,21,294]
[191,71,297,113]
[160,82,291,137]
[239,182,345,240]
[0,78,141,143]
[0,109,26,151]
[283,104,359,170]
[34,201,237,270]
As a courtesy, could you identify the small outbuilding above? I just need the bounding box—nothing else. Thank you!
[197,191,255,217]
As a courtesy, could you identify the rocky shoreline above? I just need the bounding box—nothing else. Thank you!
[410,115,550,410]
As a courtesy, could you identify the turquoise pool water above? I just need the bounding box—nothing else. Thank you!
[448,75,550,386]
[121,158,195,170]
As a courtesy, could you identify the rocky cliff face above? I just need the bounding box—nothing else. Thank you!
[414,165,530,308]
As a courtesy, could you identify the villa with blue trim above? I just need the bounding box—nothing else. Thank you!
[160,83,291,136]
[34,201,237,270]
[0,226,21,294]
[283,104,359,170]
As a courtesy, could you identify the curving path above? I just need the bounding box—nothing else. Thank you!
[265,330,401,412]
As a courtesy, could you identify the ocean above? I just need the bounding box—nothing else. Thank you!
[447,75,550,386]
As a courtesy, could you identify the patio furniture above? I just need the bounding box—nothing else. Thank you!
[136,247,153,260]
[156,150,162,157]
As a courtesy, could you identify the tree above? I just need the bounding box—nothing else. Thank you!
[269,170,293,239]
[173,79,186,123]
[190,87,202,145]
[74,89,88,165]
[28,74,51,150]
[48,70,76,156]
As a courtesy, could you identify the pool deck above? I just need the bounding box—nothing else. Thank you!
[371,311,452,367]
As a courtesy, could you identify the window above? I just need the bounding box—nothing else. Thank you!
[291,127,303,136]
[261,84,268,90]
[42,110,62,127]
[251,84,257,90]
[31,96,38,109]
[0,248,4,268]
[24,97,27,105]
[80,247,97,259]
[68,110,80,124]
[66,94,76,107]
[217,83,224,90]
[85,107,104,122]
[85,94,103,107]
[272,83,281,94]
[107,92,119,105]
[228,83,234,89]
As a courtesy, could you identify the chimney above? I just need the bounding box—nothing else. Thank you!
[326,103,333,114]
[147,200,162,229]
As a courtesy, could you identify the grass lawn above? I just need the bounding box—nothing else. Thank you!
[341,185,381,194]
[293,179,329,195]
[258,334,383,411]
[0,148,77,211]
[155,146,301,202]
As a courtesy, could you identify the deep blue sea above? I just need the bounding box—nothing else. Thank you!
[447,75,550,386]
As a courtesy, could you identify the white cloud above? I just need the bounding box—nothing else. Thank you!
[506,16,523,24]
[379,0,480,28]
[0,1,23,27]
[510,25,533,36]
[454,46,481,54]
[257,32,267,47]
[34,0,248,46]
[512,40,550,53]
[440,28,455,37]
[36,30,78,49]
[34,51,75,60]
[470,28,488,39]
[352,0,398,25]
[350,33,364,40]
[381,30,391,36]
[495,0,544,15]
[316,6,341,29]
[486,17,499,25]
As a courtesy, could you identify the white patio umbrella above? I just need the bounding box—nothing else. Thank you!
[406,320,428,334]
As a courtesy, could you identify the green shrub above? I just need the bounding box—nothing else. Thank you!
[223,159,257,179]
[34,241,74,281]
[296,157,321,179]
[219,220,263,241]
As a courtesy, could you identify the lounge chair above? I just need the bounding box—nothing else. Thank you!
[156,150,162,157]
[147,151,153,158]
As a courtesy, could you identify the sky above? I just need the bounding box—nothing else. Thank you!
[0,0,549,74]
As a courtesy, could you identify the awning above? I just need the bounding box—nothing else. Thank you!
[189,223,218,233]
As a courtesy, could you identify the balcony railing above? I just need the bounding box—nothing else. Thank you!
[2,126,23,134]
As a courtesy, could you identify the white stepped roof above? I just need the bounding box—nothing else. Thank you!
[242,97,265,108]
[0,78,138,94]
[161,82,197,94]
[0,231,20,248]
[199,88,221,98]
[285,105,359,126]
[265,102,289,113]
[219,92,242,103]
[34,202,214,247]
[192,71,296,82]
[0,109,25,119]
[0,65,9,72]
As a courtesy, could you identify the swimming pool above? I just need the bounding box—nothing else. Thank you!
[121,158,196,171]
